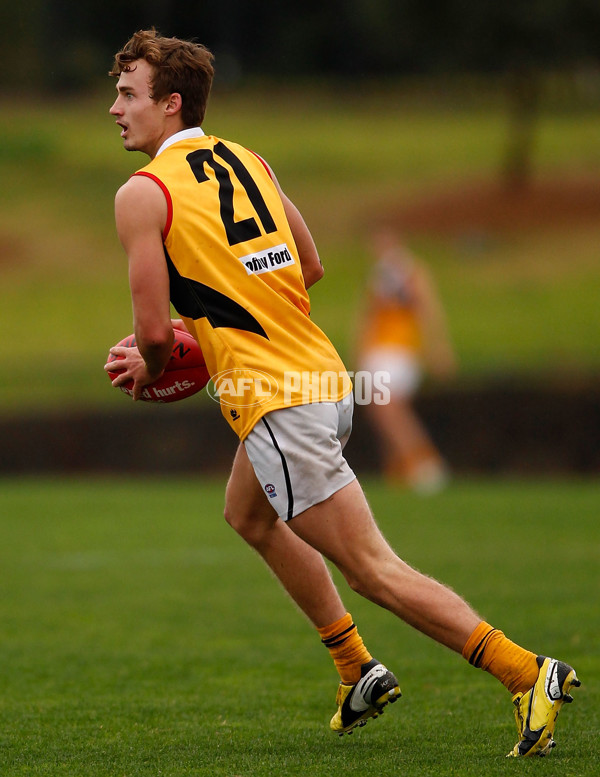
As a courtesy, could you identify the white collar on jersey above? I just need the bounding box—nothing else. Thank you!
[155,127,205,157]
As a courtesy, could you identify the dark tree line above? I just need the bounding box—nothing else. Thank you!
[4,1,600,186]
[5,0,600,89]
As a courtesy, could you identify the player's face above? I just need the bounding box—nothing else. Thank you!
[109,59,168,157]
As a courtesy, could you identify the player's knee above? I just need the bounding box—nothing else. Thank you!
[223,503,263,547]
[343,560,395,605]
[223,502,244,533]
[343,562,380,597]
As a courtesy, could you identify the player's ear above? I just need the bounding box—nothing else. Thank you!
[165,93,183,116]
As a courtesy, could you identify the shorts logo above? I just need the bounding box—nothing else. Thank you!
[265,483,277,498]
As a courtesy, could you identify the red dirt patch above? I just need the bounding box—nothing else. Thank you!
[387,176,600,236]
[0,234,28,267]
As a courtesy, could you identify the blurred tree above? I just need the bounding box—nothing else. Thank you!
[442,0,600,187]
[3,0,600,185]
[4,0,600,87]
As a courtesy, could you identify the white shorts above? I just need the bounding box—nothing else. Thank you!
[360,347,422,398]
[244,396,356,521]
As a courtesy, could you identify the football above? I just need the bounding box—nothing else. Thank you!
[106,329,210,403]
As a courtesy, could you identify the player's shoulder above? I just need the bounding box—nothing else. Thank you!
[114,173,169,234]
[115,172,166,207]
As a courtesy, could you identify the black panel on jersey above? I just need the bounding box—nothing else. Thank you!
[165,249,269,339]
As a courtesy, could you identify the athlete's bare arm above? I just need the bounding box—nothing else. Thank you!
[270,169,324,289]
[107,175,174,400]
[410,263,457,379]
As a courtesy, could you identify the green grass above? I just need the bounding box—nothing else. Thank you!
[0,476,597,776]
[1,85,600,412]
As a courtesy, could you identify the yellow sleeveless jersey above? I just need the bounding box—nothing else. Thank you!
[135,134,351,439]
[360,305,422,353]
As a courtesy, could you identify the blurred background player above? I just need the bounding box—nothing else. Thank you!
[357,227,457,492]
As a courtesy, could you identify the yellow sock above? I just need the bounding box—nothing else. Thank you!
[462,621,540,695]
[317,612,372,684]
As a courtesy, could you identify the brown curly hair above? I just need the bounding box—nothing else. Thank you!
[109,29,215,127]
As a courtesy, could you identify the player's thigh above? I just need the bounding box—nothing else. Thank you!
[224,442,278,531]
[288,477,395,574]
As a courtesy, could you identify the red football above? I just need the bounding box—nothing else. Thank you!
[106,329,210,403]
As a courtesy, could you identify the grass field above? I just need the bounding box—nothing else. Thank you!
[1,83,600,412]
[0,476,597,776]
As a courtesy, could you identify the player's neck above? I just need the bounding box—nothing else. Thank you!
[153,126,206,158]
